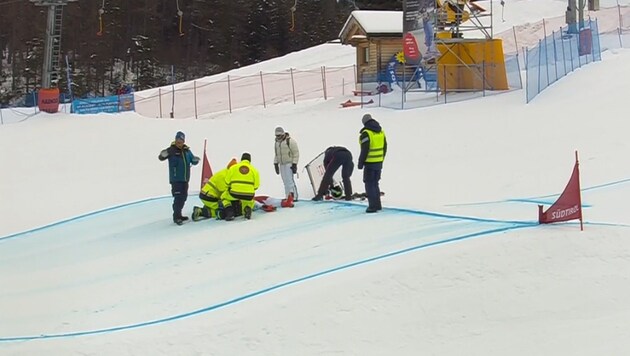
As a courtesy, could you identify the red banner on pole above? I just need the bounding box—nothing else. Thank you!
[38,88,60,113]
[200,139,213,189]
[403,33,421,61]
[538,151,583,230]
[579,28,593,56]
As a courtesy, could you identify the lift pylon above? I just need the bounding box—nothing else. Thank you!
[29,0,77,88]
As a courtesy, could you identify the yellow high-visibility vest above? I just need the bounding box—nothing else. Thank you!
[361,130,386,163]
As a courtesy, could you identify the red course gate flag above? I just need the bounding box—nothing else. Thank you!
[538,151,583,230]
[200,139,213,189]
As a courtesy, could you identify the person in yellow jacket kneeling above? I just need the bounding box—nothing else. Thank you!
[192,158,238,221]
[221,152,260,221]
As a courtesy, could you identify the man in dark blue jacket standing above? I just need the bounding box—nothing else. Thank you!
[358,114,387,213]
[159,131,199,225]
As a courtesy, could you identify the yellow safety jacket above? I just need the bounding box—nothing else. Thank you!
[200,168,229,201]
[225,160,260,197]
[362,129,386,163]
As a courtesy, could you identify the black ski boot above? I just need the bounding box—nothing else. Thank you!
[224,206,235,221]
[173,210,188,224]
[244,206,252,220]
[192,206,203,221]
[192,206,211,221]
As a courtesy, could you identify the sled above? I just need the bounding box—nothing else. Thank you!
[340,99,374,108]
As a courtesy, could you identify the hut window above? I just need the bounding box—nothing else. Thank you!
[359,47,369,65]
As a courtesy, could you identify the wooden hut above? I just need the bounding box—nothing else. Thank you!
[338,5,507,91]
[338,11,406,83]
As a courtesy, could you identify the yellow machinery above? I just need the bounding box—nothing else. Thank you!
[436,0,471,29]
[432,0,509,91]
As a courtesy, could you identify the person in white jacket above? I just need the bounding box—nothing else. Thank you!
[273,126,300,200]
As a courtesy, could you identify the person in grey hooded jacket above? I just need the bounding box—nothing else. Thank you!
[273,126,300,200]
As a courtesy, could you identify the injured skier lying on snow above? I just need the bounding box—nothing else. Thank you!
[192,194,295,221]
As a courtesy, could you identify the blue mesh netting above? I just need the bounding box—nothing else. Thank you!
[526,19,602,103]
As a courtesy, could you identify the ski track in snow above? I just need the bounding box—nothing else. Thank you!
[0,199,535,341]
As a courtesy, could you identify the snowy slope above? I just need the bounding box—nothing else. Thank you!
[2,2,630,355]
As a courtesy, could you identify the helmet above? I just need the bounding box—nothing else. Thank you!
[329,184,343,199]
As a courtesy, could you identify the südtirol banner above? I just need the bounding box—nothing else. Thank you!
[403,0,438,62]
[538,151,583,230]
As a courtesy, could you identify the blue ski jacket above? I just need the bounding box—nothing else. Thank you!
[159,142,199,183]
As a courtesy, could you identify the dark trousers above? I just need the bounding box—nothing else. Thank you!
[171,181,189,219]
[363,167,382,209]
[318,151,354,198]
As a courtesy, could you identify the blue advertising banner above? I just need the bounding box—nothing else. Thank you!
[118,94,135,112]
[72,94,135,114]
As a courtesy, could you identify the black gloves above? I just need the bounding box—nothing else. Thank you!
[191,156,200,165]
[275,163,297,174]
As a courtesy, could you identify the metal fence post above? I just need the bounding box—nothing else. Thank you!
[482,61,486,97]
[321,66,328,100]
[401,62,405,109]
[526,47,530,103]
[227,75,232,113]
[592,19,597,60]
[260,71,266,108]
[353,64,357,92]
[569,36,575,72]
[290,68,296,104]
[158,88,162,118]
[360,70,364,108]
[561,27,567,76]
[552,31,558,83]
[537,39,542,96]
[170,65,175,118]
[543,19,550,87]
[575,32,582,68]
[443,65,447,104]
[360,71,364,108]
[193,80,198,119]
[513,26,520,68]
[516,50,523,89]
